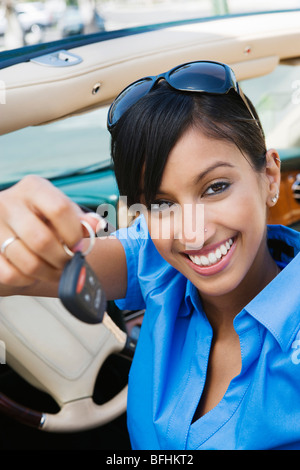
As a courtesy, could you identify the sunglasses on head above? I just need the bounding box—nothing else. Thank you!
[107,60,258,131]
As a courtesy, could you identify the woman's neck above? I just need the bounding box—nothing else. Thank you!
[199,245,280,337]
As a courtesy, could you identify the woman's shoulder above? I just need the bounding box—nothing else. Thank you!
[113,214,179,281]
[267,224,300,266]
[114,214,150,244]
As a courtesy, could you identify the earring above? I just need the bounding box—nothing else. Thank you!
[271,193,279,204]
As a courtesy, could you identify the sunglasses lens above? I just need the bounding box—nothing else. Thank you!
[169,62,228,93]
[108,78,153,127]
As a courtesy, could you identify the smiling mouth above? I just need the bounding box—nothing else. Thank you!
[185,237,235,268]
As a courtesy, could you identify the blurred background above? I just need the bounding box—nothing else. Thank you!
[1,0,300,52]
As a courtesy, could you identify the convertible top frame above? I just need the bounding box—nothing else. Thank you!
[1,10,300,135]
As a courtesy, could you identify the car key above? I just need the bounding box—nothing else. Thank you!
[59,251,137,358]
[59,251,106,324]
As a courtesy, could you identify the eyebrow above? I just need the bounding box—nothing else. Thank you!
[153,161,236,200]
[192,161,235,186]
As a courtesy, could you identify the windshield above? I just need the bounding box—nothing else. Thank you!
[1,1,300,187]
[0,107,111,186]
[1,61,300,186]
[1,0,300,52]
[241,63,300,152]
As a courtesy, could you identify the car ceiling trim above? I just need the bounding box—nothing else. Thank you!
[2,11,300,89]
[1,11,300,134]
[0,15,246,71]
[0,9,299,70]
[31,50,83,67]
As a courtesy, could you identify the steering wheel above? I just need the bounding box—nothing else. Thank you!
[0,295,133,432]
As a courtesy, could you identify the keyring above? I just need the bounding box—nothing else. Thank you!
[63,220,95,257]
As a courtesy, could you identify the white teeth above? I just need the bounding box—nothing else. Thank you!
[193,256,201,265]
[188,238,234,267]
[208,252,217,264]
[220,244,227,255]
[200,255,209,266]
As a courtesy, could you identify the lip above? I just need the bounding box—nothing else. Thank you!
[183,236,237,276]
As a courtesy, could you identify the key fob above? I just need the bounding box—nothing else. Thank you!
[59,252,106,324]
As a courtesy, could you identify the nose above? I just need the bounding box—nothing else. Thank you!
[175,203,205,249]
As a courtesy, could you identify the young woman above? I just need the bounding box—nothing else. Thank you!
[0,61,300,450]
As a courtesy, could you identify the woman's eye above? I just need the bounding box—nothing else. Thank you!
[204,181,230,196]
[150,200,175,212]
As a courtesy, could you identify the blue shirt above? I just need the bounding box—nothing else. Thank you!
[114,216,300,450]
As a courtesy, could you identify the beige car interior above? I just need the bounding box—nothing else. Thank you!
[1,10,300,134]
[0,10,300,432]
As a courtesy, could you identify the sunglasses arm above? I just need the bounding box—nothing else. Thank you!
[237,85,260,128]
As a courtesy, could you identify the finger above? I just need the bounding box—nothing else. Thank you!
[7,208,103,270]
[83,213,107,234]
[62,214,107,255]
[25,179,86,249]
[0,251,36,287]
[1,177,104,271]
[10,207,71,269]
[3,237,62,283]
[9,176,85,251]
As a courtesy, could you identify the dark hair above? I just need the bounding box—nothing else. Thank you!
[110,81,266,207]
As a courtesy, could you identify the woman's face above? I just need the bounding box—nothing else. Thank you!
[144,126,279,299]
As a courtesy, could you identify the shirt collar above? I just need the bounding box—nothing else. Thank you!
[244,225,300,352]
[185,225,300,351]
[185,279,203,315]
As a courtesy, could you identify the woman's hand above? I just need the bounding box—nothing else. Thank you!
[0,175,99,288]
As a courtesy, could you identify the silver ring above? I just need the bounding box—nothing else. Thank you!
[0,236,19,258]
[63,220,95,257]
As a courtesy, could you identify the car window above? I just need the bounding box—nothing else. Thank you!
[1,62,300,187]
[241,62,300,155]
[1,1,300,52]
[0,107,111,187]
[1,3,300,187]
